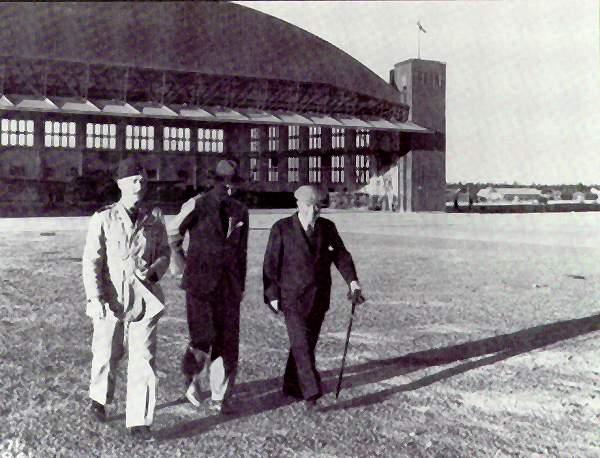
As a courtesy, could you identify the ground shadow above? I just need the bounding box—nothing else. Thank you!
[319,312,600,412]
[150,312,600,439]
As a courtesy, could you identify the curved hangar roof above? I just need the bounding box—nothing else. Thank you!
[0,2,407,119]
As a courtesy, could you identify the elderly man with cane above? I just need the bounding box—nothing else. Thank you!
[263,185,364,410]
[82,156,170,439]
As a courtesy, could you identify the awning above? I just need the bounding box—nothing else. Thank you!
[0,95,14,108]
[175,105,215,120]
[307,114,342,126]
[51,97,100,113]
[272,111,314,126]
[363,117,399,130]
[392,120,431,133]
[0,94,433,133]
[204,106,248,122]
[94,100,140,115]
[9,95,57,110]
[236,108,285,124]
[333,115,372,129]
[132,103,177,117]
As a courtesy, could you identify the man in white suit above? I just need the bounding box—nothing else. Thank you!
[82,156,170,439]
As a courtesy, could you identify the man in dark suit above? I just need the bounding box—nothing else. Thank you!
[168,159,248,414]
[263,185,362,409]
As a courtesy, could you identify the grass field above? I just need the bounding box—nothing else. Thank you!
[1,211,599,457]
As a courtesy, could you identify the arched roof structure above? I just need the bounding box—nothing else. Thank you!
[0,2,408,119]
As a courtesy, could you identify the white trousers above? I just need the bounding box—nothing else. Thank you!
[89,315,159,428]
[190,350,234,402]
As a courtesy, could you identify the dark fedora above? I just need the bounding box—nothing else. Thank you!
[114,156,146,181]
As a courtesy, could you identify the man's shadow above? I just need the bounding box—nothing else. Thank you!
[151,313,600,440]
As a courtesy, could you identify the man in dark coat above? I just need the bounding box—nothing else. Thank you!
[168,159,248,414]
[263,185,362,409]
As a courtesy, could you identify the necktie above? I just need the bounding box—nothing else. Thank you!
[126,207,139,225]
[306,224,317,247]
[219,200,229,235]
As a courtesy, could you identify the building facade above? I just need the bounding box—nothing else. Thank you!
[0,3,445,212]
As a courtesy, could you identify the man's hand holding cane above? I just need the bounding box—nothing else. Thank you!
[336,281,365,399]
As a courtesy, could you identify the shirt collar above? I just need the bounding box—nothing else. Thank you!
[297,212,317,232]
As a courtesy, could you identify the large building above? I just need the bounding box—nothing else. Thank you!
[0,2,445,212]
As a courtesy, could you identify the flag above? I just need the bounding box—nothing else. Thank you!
[417,21,427,33]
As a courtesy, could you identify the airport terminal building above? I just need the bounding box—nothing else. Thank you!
[0,2,445,212]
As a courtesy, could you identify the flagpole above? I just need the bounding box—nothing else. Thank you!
[417,27,421,59]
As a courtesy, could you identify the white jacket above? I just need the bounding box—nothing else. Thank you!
[82,202,170,321]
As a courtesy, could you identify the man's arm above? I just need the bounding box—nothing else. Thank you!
[238,208,250,292]
[82,212,107,301]
[262,223,283,307]
[82,212,109,318]
[166,198,197,276]
[145,208,171,282]
[328,222,360,289]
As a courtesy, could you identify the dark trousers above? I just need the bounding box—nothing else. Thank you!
[282,305,327,400]
[182,277,240,384]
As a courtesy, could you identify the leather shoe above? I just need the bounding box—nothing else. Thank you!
[90,400,106,423]
[128,425,153,441]
[304,395,321,413]
[282,387,303,400]
[185,383,201,407]
[208,399,235,415]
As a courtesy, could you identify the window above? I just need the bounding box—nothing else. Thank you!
[268,126,279,152]
[355,154,370,184]
[288,125,300,150]
[308,156,321,183]
[45,121,76,148]
[356,129,370,148]
[287,157,299,183]
[164,127,190,152]
[249,157,259,182]
[126,125,154,151]
[250,127,261,153]
[198,128,224,153]
[309,126,321,150]
[86,123,116,149]
[332,127,345,149]
[268,157,278,182]
[331,155,345,183]
[1,119,34,146]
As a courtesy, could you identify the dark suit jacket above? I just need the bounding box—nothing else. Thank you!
[169,189,249,300]
[263,213,358,316]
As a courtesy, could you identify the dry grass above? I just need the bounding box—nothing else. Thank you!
[1,212,599,457]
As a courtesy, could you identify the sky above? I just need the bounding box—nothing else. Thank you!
[238,1,600,185]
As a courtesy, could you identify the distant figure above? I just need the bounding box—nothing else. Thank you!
[262,185,363,411]
[384,178,395,211]
[168,159,248,415]
[82,156,170,440]
[368,174,384,210]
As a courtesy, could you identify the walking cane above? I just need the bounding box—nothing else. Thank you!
[335,290,365,399]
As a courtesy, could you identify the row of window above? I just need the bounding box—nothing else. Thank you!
[248,154,369,185]
[0,119,371,152]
